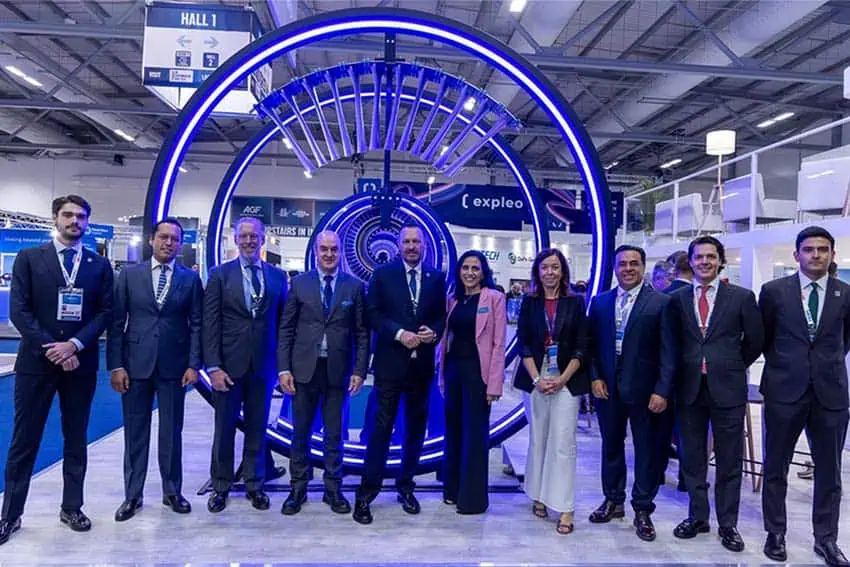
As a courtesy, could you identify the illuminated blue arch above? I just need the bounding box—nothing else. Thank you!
[144,8,614,475]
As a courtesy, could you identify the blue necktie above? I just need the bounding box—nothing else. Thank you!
[249,265,261,296]
[323,275,333,317]
[61,248,75,277]
[156,265,169,302]
[408,268,417,301]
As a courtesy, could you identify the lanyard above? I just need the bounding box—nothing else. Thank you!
[543,299,558,345]
[615,288,638,331]
[154,265,173,307]
[59,247,83,288]
[241,262,265,310]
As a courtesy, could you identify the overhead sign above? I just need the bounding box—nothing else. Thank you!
[142,2,271,115]
[182,230,198,245]
[273,198,313,227]
[86,223,114,240]
[231,196,272,226]
[0,229,97,254]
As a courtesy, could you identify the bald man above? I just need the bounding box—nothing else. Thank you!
[278,231,369,515]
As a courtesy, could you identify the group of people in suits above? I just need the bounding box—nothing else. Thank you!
[0,193,848,567]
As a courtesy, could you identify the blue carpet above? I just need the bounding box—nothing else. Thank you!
[0,338,125,493]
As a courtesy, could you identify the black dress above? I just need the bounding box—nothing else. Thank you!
[443,293,491,514]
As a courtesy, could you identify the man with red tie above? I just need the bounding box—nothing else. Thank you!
[669,236,763,553]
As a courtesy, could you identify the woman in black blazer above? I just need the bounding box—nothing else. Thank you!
[514,248,589,535]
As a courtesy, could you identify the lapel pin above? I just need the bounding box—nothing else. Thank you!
[835,290,841,297]
[87,258,92,263]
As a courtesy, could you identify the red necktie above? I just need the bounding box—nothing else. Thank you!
[698,285,710,373]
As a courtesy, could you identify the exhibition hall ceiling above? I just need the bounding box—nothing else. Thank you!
[0,0,847,187]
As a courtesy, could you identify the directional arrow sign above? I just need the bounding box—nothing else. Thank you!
[177,35,191,48]
[204,36,219,48]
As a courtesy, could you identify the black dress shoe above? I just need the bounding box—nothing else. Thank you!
[719,526,745,552]
[352,499,373,525]
[59,509,91,532]
[0,518,21,546]
[763,532,786,562]
[673,518,710,539]
[588,500,625,523]
[246,490,270,510]
[207,491,228,513]
[281,489,307,515]
[268,465,287,482]
[322,491,351,514]
[815,539,850,567]
[397,492,420,515]
[114,498,143,522]
[162,494,191,514]
[634,511,656,542]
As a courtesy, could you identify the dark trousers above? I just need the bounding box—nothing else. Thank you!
[210,372,274,493]
[443,356,491,514]
[122,371,186,500]
[2,370,96,520]
[678,380,745,528]
[357,357,433,502]
[290,359,346,492]
[762,388,849,540]
[595,391,659,513]
[653,400,679,482]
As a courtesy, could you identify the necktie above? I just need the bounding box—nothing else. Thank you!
[808,282,819,328]
[408,269,418,301]
[323,275,333,317]
[698,285,710,333]
[61,248,75,278]
[156,265,169,302]
[249,265,261,296]
[617,292,629,329]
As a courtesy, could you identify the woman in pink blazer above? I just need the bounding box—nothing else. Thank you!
[438,250,506,514]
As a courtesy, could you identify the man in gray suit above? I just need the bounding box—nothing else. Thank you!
[107,218,203,522]
[203,217,287,513]
[278,231,369,515]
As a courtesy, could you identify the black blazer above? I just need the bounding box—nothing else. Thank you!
[665,279,691,294]
[10,242,113,375]
[107,261,203,380]
[671,280,764,408]
[759,274,850,410]
[202,259,287,379]
[367,258,446,385]
[278,270,369,388]
[513,294,589,396]
[588,285,675,404]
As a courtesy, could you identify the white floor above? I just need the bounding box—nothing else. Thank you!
[0,387,846,566]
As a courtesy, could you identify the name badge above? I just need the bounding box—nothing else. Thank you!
[478,307,489,314]
[57,287,83,322]
[615,329,624,355]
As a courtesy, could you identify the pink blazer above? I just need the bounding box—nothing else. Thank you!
[438,287,506,397]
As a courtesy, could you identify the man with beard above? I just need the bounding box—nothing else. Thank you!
[0,195,113,544]
[353,225,446,524]
[203,217,287,513]
[108,218,203,521]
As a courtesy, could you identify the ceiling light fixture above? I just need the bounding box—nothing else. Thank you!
[509,0,528,13]
[463,97,476,111]
[758,111,795,129]
[660,158,682,169]
[5,65,42,88]
[281,137,293,150]
[604,161,619,170]
[303,170,312,179]
[427,175,436,184]
[179,166,188,173]
[114,129,135,142]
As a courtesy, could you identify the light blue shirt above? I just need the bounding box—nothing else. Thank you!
[238,256,265,314]
[52,238,84,352]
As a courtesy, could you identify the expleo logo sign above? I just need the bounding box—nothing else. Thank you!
[480,250,500,262]
[461,193,524,211]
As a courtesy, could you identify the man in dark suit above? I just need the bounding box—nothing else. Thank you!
[107,218,203,522]
[671,236,764,552]
[278,230,368,515]
[760,226,850,566]
[588,245,675,542]
[203,217,287,513]
[353,224,446,524]
[665,250,694,293]
[0,195,113,545]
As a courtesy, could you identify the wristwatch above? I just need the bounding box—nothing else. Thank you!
[532,375,541,386]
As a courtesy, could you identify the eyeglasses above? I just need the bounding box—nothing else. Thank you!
[237,234,261,242]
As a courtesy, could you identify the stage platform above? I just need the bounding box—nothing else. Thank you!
[0,388,846,566]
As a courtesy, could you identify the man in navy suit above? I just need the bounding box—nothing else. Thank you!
[107,218,203,522]
[278,231,369,516]
[203,217,287,514]
[353,225,446,524]
[671,236,763,553]
[760,226,850,566]
[588,245,675,542]
[0,195,113,545]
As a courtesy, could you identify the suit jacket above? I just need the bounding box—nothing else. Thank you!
[107,261,203,380]
[759,274,850,410]
[665,279,692,294]
[367,258,446,385]
[278,270,369,388]
[513,294,590,396]
[671,280,764,408]
[588,285,676,404]
[202,259,287,379]
[10,242,113,375]
[437,288,506,397]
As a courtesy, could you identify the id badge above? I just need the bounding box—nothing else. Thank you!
[57,287,83,322]
[544,343,559,380]
[615,329,624,355]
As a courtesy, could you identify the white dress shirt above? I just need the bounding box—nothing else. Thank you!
[52,238,85,352]
[693,277,719,330]
[799,271,828,327]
